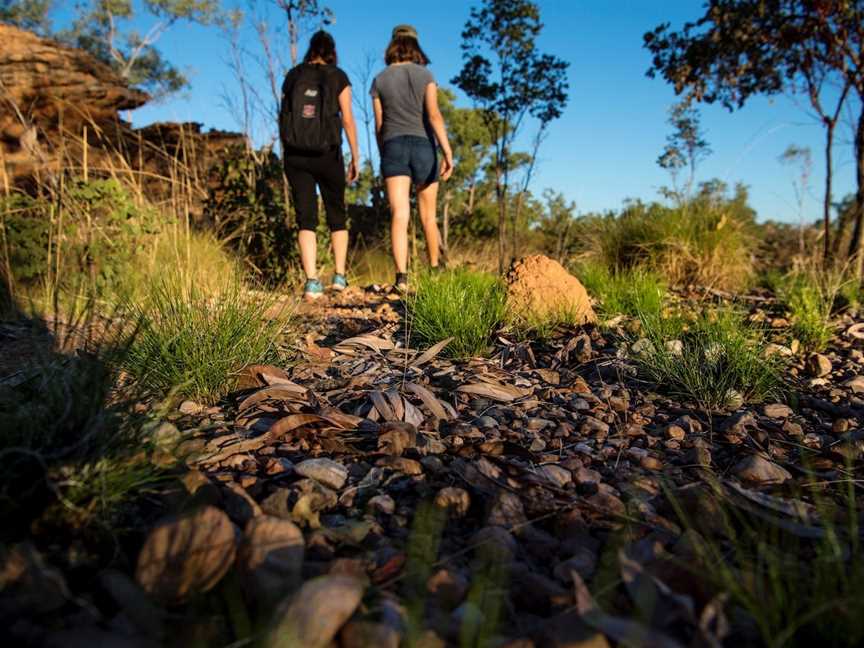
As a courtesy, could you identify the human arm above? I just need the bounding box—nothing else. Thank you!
[372,95,384,155]
[424,82,454,181]
[338,85,360,183]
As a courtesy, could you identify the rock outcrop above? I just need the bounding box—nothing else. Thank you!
[0,24,244,212]
[506,254,597,325]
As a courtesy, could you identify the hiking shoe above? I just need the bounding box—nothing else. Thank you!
[394,272,409,292]
[303,278,324,301]
[331,273,348,292]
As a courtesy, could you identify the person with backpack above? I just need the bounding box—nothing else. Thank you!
[280,30,360,301]
[371,24,454,291]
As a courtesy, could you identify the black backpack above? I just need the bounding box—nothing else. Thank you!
[279,65,338,154]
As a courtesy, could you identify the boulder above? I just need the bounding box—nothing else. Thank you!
[505,255,596,325]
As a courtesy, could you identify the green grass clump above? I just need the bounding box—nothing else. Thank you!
[123,278,286,402]
[633,309,785,411]
[409,268,507,358]
[769,268,842,352]
[576,261,666,320]
[667,478,864,647]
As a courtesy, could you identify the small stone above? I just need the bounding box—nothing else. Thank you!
[434,487,471,517]
[844,376,864,394]
[474,416,499,429]
[367,494,396,515]
[295,458,348,490]
[268,575,366,648]
[179,400,203,415]
[806,353,832,377]
[765,343,793,358]
[733,454,792,485]
[640,455,663,471]
[538,464,572,488]
[783,420,804,437]
[376,456,423,475]
[527,418,552,432]
[580,416,609,437]
[553,546,598,582]
[487,490,527,528]
[341,621,400,648]
[427,568,469,609]
[471,526,517,563]
[763,403,793,419]
[666,424,686,440]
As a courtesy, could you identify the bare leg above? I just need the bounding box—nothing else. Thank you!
[417,181,441,268]
[298,229,317,279]
[386,176,412,273]
[331,229,348,275]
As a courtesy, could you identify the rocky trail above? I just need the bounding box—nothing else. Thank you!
[6,282,864,647]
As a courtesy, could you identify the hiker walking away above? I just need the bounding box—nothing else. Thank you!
[280,30,360,301]
[371,24,454,291]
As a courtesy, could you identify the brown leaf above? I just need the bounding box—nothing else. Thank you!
[456,381,528,403]
[411,337,454,367]
[335,334,395,353]
[369,390,398,422]
[404,382,450,420]
[237,385,307,413]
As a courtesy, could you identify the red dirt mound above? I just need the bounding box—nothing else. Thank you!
[505,255,596,325]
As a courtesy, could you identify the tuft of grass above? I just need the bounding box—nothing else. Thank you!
[666,476,864,647]
[770,267,842,352]
[576,261,666,320]
[408,268,507,359]
[632,309,786,411]
[123,277,287,403]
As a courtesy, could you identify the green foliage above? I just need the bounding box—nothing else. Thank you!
[576,261,666,320]
[633,309,786,411]
[667,478,864,647]
[123,277,286,403]
[408,268,507,359]
[3,179,160,293]
[770,267,842,352]
[572,181,756,290]
[0,0,53,32]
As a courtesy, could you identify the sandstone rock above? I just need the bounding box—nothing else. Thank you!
[763,403,793,419]
[295,458,348,490]
[135,506,237,603]
[733,454,792,485]
[806,353,832,377]
[505,255,596,325]
[268,575,366,648]
[844,376,864,394]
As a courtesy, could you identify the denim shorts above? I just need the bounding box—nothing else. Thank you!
[381,135,438,185]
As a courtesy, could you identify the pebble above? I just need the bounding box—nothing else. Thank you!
[763,403,793,419]
[295,459,348,490]
[806,353,832,377]
[844,376,864,394]
[179,400,203,415]
[733,454,792,485]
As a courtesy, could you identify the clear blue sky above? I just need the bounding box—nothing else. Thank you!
[74,1,862,222]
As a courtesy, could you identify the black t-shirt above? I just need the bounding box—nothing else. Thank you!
[281,63,350,153]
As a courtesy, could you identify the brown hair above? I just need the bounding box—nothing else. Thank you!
[303,30,337,65]
[385,35,430,66]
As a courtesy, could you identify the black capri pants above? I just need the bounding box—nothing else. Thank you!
[283,147,347,231]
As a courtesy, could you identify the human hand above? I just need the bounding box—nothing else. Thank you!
[346,157,359,183]
[440,154,454,182]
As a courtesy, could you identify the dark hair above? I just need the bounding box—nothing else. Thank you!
[303,30,337,65]
[385,35,430,66]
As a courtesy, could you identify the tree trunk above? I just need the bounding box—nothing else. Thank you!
[467,181,476,215]
[823,122,834,263]
[512,190,525,263]
[496,165,506,275]
[847,101,864,278]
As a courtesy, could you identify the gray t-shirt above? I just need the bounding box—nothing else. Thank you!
[370,63,436,142]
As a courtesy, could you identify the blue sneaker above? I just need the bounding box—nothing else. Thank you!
[331,273,348,292]
[303,278,324,301]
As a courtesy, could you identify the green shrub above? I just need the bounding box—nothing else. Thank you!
[576,261,666,320]
[123,278,287,402]
[408,268,507,358]
[632,309,785,411]
[571,181,756,290]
